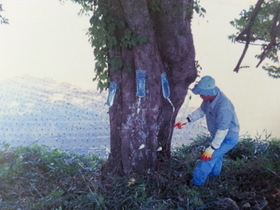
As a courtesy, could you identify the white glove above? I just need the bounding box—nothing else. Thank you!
[201,146,215,161]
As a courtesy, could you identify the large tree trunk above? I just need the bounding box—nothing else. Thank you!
[101,0,197,176]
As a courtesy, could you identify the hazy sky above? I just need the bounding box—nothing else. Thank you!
[1,0,280,137]
[1,0,95,89]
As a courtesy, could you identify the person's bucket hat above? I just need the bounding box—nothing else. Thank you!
[192,76,220,96]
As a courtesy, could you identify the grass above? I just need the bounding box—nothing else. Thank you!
[0,135,279,210]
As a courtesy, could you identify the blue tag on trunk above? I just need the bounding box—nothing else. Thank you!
[136,70,146,98]
[161,72,170,99]
[106,82,117,107]
[161,73,175,112]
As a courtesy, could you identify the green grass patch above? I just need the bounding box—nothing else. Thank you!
[0,135,279,209]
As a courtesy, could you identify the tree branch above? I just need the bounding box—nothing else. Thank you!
[233,41,250,72]
[234,0,264,72]
[256,2,280,67]
[0,4,9,24]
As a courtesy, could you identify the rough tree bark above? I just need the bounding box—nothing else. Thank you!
[101,0,197,176]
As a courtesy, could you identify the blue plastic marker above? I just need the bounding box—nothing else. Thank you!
[161,73,175,112]
[136,70,146,98]
[161,73,170,99]
[106,82,117,107]
[136,70,146,113]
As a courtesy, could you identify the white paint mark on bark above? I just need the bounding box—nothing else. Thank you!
[138,144,145,150]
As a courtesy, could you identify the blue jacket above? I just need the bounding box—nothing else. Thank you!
[200,90,240,139]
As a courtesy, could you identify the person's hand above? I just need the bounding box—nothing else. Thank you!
[201,146,215,161]
[174,122,187,129]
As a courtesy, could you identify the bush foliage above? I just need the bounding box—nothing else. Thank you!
[0,135,279,210]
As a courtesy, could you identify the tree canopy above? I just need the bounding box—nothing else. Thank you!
[229,0,280,78]
[65,0,205,91]
[66,0,280,82]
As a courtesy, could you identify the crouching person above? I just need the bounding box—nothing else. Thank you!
[187,76,240,186]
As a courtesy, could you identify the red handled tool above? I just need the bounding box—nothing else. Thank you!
[174,122,187,129]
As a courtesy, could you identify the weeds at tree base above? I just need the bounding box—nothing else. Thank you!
[0,135,279,210]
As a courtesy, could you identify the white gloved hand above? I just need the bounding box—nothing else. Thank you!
[201,146,215,161]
